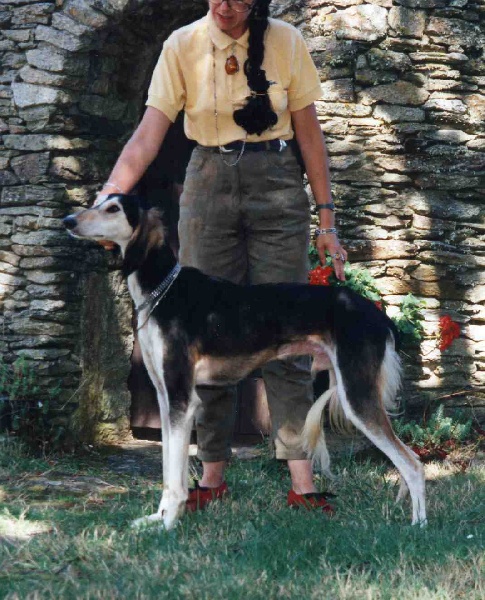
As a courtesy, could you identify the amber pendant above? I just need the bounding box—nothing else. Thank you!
[225,55,239,75]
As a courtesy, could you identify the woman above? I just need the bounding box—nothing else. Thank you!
[97,0,347,512]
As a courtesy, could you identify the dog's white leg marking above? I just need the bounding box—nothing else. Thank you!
[132,326,172,530]
[131,386,170,530]
[331,346,426,526]
[158,425,190,529]
[158,393,200,530]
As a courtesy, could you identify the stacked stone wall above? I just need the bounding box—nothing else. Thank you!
[281,0,484,419]
[0,0,208,442]
[0,0,483,442]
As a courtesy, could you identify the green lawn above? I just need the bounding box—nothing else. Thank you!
[0,437,483,599]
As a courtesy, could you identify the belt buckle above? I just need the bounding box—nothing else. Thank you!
[279,140,287,152]
[220,145,235,153]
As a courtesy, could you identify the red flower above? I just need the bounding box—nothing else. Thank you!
[438,315,460,351]
[308,265,334,286]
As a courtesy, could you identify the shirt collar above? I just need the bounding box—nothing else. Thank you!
[206,11,250,50]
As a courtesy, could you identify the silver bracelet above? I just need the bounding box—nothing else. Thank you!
[315,227,338,236]
[104,181,125,194]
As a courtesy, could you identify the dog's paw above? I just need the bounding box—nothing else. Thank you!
[131,513,163,531]
[412,517,428,528]
[161,505,184,530]
[158,490,186,530]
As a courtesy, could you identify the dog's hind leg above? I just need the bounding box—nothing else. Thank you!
[333,338,426,525]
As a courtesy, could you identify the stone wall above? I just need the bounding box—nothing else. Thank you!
[0,0,209,442]
[287,0,484,419]
[0,0,484,442]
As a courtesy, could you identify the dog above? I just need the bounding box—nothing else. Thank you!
[63,194,426,529]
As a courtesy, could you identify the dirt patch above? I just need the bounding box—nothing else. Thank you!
[10,472,127,497]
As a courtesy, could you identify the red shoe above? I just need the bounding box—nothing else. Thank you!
[287,489,335,514]
[186,481,229,512]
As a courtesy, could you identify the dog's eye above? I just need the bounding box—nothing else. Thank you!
[106,204,120,214]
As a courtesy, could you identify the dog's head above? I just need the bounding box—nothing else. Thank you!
[63,194,170,275]
[63,194,144,248]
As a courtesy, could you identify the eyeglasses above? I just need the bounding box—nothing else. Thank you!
[209,0,254,14]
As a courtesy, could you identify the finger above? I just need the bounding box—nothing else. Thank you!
[334,246,347,262]
[329,251,346,280]
[333,260,345,281]
[329,250,345,263]
[335,249,347,263]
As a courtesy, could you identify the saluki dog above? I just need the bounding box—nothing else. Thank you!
[63,195,426,529]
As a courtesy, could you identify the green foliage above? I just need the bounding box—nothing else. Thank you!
[308,244,320,269]
[393,294,426,344]
[0,356,62,452]
[340,261,383,303]
[393,405,473,449]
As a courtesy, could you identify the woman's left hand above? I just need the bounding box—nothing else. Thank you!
[316,233,348,281]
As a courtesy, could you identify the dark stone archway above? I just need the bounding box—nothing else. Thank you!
[4,0,208,443]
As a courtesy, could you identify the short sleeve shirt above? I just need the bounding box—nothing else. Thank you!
[146,12,322,146]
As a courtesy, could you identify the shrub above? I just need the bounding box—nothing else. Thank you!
[0,356,63,453]
[393,405,473,460]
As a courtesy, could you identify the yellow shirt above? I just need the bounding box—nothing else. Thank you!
[146,12,322,146]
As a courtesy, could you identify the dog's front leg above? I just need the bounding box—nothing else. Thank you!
[132,336,200,531]
[132,389,171,530]
[158,391,200,530]
[132,388,197,531]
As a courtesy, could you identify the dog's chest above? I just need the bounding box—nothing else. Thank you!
[137,321,166,387]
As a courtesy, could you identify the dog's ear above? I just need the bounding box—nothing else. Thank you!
[121,198,149,276]
[119,195,142,230]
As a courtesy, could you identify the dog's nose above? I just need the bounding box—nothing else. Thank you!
[63,216,77,230]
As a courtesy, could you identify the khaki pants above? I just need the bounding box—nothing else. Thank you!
[179,144,313,461]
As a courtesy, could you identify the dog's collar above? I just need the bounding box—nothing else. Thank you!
[135,263,182,314]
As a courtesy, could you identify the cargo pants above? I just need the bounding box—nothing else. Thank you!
[178,144,314,461]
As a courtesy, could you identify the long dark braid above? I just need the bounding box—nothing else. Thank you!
[233,0,277,136]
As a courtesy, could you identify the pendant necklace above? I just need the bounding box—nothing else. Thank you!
[225,41,239,75]
[212,43,246,167]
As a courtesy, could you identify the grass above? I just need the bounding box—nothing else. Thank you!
[0,436,483,599]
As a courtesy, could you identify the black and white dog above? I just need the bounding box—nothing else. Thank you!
[64,195,426,529]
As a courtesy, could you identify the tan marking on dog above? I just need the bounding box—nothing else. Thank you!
[277,335,333,370]
[195,348,278,385]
